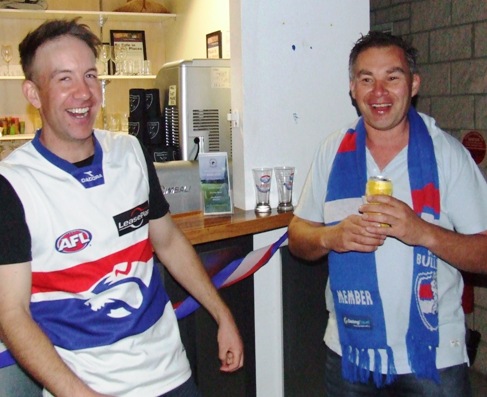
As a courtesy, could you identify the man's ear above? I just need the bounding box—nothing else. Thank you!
[349,79,356,100]
[22,80,41,109]
[411,73,421,97]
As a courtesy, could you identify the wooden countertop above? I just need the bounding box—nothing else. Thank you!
[172,208,294,245]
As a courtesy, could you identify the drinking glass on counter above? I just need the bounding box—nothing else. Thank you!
[274,166,295,212]
[252,167,273,214]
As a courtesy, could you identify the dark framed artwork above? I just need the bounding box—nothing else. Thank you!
[206,30,222,59]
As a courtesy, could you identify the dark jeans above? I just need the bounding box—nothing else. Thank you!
[0,363,42,397]
[159,376,203,397]
[0,364,201,397]
[324,346,472,397]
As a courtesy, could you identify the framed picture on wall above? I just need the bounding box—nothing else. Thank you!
[206,30,222,59]
[110,30,147,74]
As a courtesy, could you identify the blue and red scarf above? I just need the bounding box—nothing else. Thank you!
[325,107,440,386]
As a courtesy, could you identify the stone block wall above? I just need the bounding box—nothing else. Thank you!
[370,0,487,374]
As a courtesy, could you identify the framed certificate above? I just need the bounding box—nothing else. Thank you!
[110,30,147,73]
[206,30,222,59]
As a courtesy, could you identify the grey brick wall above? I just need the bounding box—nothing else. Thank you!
[370,0,487,375]
[371,0,487,136]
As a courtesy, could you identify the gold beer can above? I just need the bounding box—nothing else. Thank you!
[366,176,393,196]
[365,176,392,227]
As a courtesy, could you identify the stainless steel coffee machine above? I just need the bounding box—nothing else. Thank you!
[155,59,232,161]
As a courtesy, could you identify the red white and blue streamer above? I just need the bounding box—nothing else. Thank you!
[174,231,288,319]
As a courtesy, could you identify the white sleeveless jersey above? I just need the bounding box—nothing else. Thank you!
[0,130,191,396]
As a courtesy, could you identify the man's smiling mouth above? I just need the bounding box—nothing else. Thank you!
[67,107,89,118]
[372,103,392,109]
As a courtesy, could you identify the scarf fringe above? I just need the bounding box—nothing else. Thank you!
[384,346,397,385]
[407,334,440,384]
[341,345,397,388]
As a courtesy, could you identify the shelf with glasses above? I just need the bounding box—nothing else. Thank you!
[0,133,35,141]
[0,9,176,24]
[100,74,157,79]
[0,6,169,135]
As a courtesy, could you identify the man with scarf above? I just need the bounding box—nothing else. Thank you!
[288,31,487,397]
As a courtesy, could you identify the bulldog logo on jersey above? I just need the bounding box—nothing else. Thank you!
[85,261,147,318]
[30,240,169,351]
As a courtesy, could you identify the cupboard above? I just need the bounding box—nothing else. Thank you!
[0,1,175,139]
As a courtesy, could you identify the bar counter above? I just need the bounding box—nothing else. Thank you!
[172,208,293,245]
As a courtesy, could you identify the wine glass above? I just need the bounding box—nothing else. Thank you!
[99,44,112,76]
[1,44,13,76]
[111,45,127,75]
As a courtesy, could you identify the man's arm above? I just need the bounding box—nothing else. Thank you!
[288,214,386,261]
[0,263,110,397]
[361,195,487,273]
[149,214,244,372]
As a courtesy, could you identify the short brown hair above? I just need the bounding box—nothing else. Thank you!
[19,18,101,80]
[349,31,419,80]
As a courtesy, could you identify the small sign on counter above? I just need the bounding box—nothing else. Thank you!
[198,152,233,215]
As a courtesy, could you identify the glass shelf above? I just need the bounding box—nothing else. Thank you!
[99,75,157,80]
[0,75,24,80]
[0,133,35,141]
[0,9,176,23]
[0,75,156,80]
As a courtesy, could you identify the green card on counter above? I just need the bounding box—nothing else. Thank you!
[198,152,233,215]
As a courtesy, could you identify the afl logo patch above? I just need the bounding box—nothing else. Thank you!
[55,229,92,253]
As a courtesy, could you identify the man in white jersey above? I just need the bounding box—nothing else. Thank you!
[0,18,243,397]
[288,31,487,397]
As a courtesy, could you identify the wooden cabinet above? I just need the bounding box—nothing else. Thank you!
[0,7,175,136]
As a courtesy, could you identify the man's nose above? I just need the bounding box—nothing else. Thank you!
[73,79,92,100]
[372,80,388,96]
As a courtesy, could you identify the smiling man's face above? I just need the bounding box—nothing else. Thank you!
[350,45,420,134]
[23,34,102,154]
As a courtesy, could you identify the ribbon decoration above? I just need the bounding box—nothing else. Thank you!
[174,231,288,319]
[0,349,15,368]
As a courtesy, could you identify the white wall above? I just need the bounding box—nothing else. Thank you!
[163,3,370,395]
[164,0,231,61]
[229,2,369,396]
[163,0,369,211]
[230,0,370,211]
